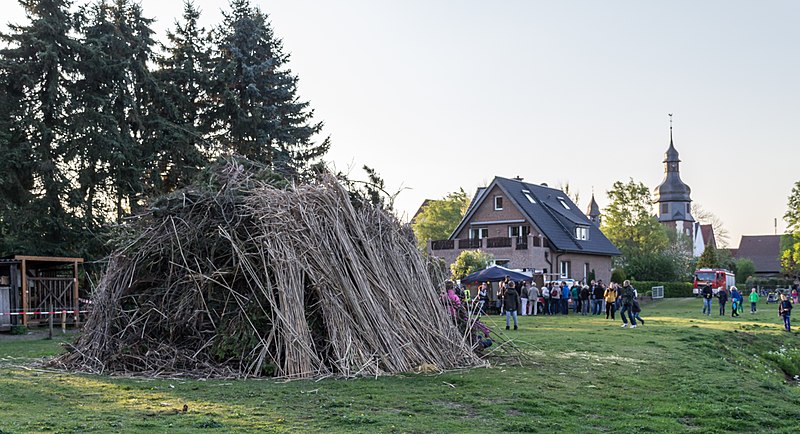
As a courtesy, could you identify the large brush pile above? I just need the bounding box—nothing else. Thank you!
[53,162,483,379]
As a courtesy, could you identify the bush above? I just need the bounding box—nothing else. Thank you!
[10,325,27,335]
[610,268,626,283]
[631,280,694,298]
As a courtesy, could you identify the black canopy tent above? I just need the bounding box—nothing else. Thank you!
[460,265,531,284]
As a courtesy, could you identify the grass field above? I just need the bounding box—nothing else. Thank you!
[1,298,799,433]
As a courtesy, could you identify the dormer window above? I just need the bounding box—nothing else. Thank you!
[558,197,570,210]
[575,226,589,240]
[494,196,503,210]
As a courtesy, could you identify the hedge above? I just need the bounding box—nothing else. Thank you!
[631,281,694,298]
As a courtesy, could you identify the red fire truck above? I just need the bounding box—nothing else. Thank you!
[693,268,736,295]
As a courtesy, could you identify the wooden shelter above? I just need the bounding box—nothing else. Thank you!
[0,255,83,331]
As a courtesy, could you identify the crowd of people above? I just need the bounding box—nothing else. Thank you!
[449,277,798,334]
[467,277,647,330]
[700,283,797,332]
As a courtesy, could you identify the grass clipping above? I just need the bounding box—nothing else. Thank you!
[53,164,483,379]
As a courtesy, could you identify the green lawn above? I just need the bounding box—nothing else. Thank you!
[1,298,799,433]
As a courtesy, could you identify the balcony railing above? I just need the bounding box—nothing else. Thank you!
[458,239,481,249]
[431,239,454,250]
[486,237,511,248]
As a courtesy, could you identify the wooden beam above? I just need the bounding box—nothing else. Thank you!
[21,260,27,327]
[73,261,80,328]
[13,255,84,263]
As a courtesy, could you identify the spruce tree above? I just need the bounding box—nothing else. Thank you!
[151,0,211,194]
[0,0,81,255]
[206,0,329,176]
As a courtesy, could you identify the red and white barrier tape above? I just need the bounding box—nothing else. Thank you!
[0,310,88,316]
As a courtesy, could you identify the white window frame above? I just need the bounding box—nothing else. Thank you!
[522,190,536,203]
[494,196,503,210]
[470,227,488,239]
[557,197,570,210]
[508,225,530,238]
[575,226,589,240]
[559,261,570,279]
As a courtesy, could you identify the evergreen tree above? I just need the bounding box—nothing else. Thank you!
[205,0,329,176]
[0,0,81,255]
[697,244,719,269]
[151,0,211,194]
[68,0,162,223]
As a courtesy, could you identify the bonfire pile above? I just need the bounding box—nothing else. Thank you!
[52,161,484,379]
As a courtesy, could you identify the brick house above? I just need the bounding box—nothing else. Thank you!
[427,176,620,283]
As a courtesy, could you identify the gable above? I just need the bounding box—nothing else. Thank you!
[450,177,620,256]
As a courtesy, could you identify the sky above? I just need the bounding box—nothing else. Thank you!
[5,0,800,247]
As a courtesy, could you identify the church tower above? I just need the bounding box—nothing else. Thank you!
[653,115,694,239]
[586,193,601,227]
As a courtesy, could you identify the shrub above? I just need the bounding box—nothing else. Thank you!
[611,268,626,284]
[10,325,27,335]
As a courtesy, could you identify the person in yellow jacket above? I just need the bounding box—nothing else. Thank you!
[604,283,618,320]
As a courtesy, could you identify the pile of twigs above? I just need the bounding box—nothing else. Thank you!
[51,161,484,379]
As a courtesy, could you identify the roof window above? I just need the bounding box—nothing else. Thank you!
[558,197,570,210]
[522,190,535,204]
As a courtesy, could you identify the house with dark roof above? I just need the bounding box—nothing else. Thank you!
[427,176,620,283]
[693,223,716,256]
[732,235,782,276]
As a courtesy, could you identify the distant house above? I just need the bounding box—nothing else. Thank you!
[427,176,620,283]
[693,223,717,257]
[732,235,782,277]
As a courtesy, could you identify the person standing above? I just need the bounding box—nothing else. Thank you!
[541,284,551,315]
[504,281,521,330]
[476,283,488,316]
[701,284,713,316]
[604,283,617,320]
[730,286,741,318]
[528,283,540,316]
[749,288,759,313]
[560,281,570,315]
[571,282,580,314]
[593,280,605,315]
[519,281,529,316]
[550,283,560,315]
[718,287,729,316]
[779,293,793,332]
[619,280,637,328]
[580,284,591,315]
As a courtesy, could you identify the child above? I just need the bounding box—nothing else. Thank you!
[730,286,741,318]
[749,288,759,313]
[779,294,792,332]
[632,298,645,325]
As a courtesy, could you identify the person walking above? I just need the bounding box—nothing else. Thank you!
[632,297,645,325]
[504,281,521,330]
[779,293,793,332]
[604,283,617,320]
[749,288,759,313]
[718,287,729,316]
[528,283,539,316]
[730,286,741,318]
[701,284,713,316]
[619,280,637,328]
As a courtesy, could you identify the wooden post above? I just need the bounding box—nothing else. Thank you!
[48,297,53,340]
[61,309,66,334]
[73,261,80,327]
[21,260,27,327]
